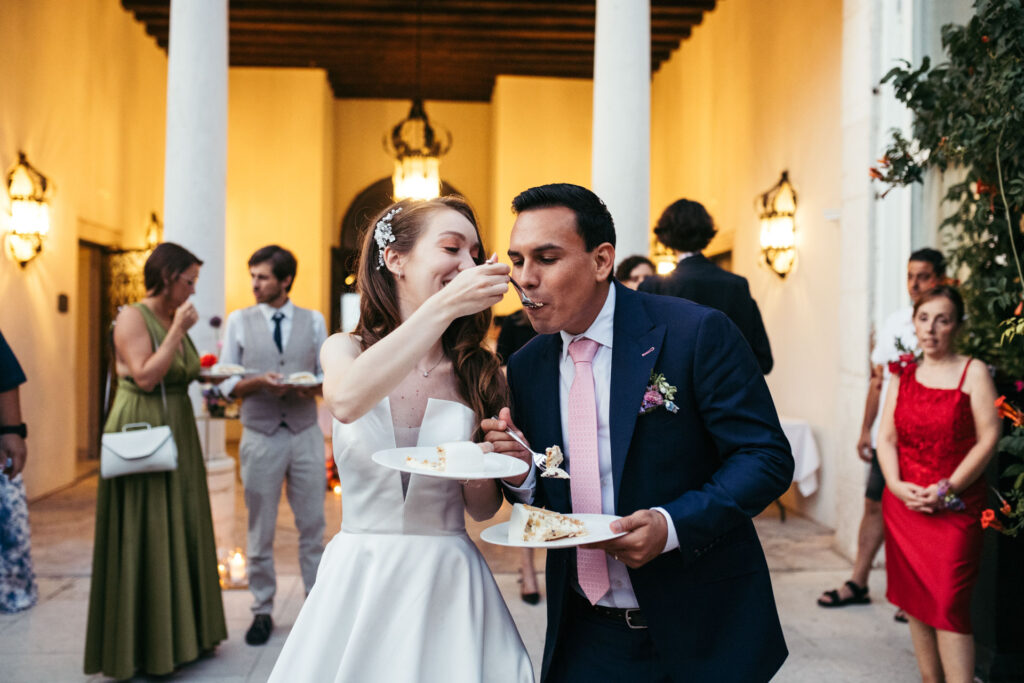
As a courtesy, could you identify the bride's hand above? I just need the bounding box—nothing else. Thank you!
[428,262,510,321]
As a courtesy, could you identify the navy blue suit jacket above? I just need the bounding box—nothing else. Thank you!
[506,282,793,682]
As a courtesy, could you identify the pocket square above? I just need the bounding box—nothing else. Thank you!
[639,371,679,415]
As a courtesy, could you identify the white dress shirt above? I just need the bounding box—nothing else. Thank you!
[507,286,679,608]
[868,305,916,446]
[218,300,328,398]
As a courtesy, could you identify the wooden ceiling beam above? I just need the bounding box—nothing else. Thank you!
[125,0,708,23]
[137,19,696,42]
[222,32,683,52]
[122,0,708,101]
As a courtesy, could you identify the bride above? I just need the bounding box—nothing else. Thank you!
[268,196,535,682]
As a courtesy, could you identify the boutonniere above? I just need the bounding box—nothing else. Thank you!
[888,339,920,376]
[639,372,679,415]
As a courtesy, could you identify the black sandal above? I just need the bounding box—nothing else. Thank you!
[817,580,870,607]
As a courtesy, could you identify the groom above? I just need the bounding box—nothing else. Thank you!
[485,183,793,682]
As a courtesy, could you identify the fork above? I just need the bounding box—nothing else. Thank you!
[508,277,543,309]
[491,416,548,471]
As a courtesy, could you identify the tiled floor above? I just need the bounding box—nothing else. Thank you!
[2,473,919,682]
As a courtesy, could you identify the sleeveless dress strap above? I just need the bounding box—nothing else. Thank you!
[956,359,972,391]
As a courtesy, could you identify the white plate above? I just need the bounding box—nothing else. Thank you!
[282,379,321,386]
[199,369,257,382]
[371,446,529,480]
[480,513,626,548]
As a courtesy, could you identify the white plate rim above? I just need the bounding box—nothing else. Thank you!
[371,446,529,480]
[479,513,626,548]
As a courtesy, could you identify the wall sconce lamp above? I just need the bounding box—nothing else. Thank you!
[757,171,797,278]
[5,152,53,267]
[144,211,163,250]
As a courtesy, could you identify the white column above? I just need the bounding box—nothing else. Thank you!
[592,0,650,261]
[164,0,227,360]
[162,0,234,550]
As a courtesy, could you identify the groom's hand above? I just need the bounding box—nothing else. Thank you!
[481,407,532,487]
[586,510,667,569]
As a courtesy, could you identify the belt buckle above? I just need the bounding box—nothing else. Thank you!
[624,608,646,630]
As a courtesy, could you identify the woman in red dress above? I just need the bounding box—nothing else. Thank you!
[878,285,1000,683]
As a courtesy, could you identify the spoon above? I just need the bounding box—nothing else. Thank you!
[509,277,543,309]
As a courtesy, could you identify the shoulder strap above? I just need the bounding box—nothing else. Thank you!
[104,306,169,421]
[956,358,972,391]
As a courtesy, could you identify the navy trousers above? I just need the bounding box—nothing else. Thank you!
[546,593,672,683]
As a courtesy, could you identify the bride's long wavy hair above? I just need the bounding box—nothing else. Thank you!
[353,196,507,435]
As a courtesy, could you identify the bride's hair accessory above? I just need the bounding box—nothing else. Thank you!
[375,207,402,268]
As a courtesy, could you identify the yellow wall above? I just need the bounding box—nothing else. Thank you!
[490,76,594,314]
[0,0,167,498]
[651,0,844,524]
[651,0,843,524]
[226,68,335,318]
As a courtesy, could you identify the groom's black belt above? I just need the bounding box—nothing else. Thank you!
[570,590,648,629]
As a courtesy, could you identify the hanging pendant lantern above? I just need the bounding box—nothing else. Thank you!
[384,99,451,201]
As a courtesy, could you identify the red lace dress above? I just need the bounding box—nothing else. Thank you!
[883,360,985,634]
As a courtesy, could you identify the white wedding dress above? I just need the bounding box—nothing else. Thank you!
[268,397,534,683]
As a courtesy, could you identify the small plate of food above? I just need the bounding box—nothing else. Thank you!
[282,371,321,386]
[371,441,529,480]
[199,363,256,381]
[480,504,626,548]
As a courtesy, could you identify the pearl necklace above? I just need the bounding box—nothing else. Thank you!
[418,353,445,378]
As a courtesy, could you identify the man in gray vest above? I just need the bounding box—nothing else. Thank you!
[219,245,327,646]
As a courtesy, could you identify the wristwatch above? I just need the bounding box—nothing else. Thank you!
[0,423,27,438]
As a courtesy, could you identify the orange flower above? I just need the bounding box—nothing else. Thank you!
[981,509,1003,530]
[1001,501,1013,516]
[982,35,990,43]
[869,167,884,180]
[1015,300,1023,317]
[996,397,1024,427]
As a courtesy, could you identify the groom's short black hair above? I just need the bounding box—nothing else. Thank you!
[511,183,616,251]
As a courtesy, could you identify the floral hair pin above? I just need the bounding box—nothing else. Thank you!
[639,371,679,415]
[375,206,402,268]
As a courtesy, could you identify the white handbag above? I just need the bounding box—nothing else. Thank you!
[100,422,178,479]
[99,317,179,479]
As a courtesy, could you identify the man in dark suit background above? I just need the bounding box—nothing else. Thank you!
[640,198,774,374]
[485,184,793,682]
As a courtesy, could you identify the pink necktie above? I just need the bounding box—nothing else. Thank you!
[567,337,609,605]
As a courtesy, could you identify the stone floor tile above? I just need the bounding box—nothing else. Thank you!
[13,473,932,682]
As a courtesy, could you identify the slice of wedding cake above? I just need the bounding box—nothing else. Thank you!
[404,441,483,472]
[540,445,569,479]
[508,503,587,542]
[287,371,318,385]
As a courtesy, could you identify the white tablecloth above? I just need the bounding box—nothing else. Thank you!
[780,416,821,496]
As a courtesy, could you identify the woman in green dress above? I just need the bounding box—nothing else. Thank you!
[85,242,227,679]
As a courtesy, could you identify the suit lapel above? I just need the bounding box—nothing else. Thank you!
[609,284,665,509]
